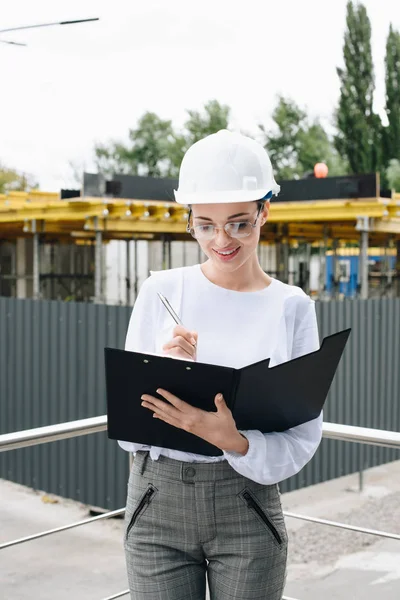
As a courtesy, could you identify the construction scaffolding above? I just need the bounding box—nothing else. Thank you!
[1,183,400,303]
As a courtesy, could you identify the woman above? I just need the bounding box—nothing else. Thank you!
[119,130,322,600]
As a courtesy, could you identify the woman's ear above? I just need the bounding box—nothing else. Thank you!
[260,201,270,226]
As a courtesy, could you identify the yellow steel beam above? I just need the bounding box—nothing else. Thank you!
[0,205,105,223]
[268,199,395,222]
[371,218,400,234]
[1,195,398,224]
[2,217,399,242]
[0,192,400,243]
[83,217,186,234]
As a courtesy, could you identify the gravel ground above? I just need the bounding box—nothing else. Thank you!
[287,489,400,566]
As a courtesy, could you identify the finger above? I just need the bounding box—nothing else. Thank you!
[163,346,195,360]
[156,388,193,413]
[214,394,230,413]
[172,325,197,347]
[141,394,180,417]
[153,412,186,430]
[163,335,195,356]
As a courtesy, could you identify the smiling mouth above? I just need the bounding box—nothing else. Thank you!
[212,247,240,259]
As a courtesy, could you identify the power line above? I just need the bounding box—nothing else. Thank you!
[0,18,99,35]
[0,17,99,46]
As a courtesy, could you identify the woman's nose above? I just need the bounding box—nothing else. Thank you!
[214,227,232,246]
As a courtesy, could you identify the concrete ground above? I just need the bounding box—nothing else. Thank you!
[1,460,399,600]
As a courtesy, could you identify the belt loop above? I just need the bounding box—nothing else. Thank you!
[140,451,149,476]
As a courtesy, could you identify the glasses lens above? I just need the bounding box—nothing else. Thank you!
[191,225,215,239]
[225,222,252,238]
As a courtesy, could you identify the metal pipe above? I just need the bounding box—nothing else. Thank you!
[0,508,124,550]
[283,240,289,284]
[126,240,131,306]
[283,511,400,541]
[70,243,76,298]
[360,228,369,299]
[0,415,107,452]
[32,219,40,299]
[305,243,311,295]
[0,239,2,296]
[332,238,338,299]
[1,418,399,454]
[319,227,328,296]
[102,592,129,600]
[275,241,281,279]
[94,216,103,303]
[322,421,400,449]
[134,239,138,300]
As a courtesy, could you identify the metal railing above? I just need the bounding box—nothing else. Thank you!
[1,417,399,600]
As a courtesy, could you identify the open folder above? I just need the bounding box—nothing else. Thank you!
[105,328,351,456]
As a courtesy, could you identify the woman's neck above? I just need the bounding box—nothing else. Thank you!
[201,255,272,292]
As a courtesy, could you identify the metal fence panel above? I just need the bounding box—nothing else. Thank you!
[0,296,399,507]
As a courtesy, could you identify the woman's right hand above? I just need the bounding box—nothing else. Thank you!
[162,325,198,361]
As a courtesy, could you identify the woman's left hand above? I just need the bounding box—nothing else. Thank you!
[141,389,249,455]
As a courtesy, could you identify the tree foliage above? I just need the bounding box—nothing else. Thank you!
[0,164,38,194]
[184,100,230,146]
[260,96,346,180]
[94,100,230,179]
[94,112,178,178]
[384,24,400,164]
[335,1,382,174]
[386,158,400,191]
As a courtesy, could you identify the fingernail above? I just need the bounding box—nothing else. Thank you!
[191,338,196,345]
[217,394,223,400]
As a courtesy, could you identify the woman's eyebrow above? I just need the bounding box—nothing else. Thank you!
[195,212,250,221]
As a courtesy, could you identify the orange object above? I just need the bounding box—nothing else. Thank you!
[314,163,329,178]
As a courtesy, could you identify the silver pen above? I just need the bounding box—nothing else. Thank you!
[157,292,197,348]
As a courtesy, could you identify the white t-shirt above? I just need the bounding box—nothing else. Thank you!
[118,264,323,485]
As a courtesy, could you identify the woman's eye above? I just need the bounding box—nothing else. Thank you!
[229,222,246,231]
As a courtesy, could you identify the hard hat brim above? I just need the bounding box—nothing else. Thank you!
[174,186,280,205]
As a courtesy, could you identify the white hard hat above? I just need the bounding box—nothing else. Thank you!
[174,129,280,205]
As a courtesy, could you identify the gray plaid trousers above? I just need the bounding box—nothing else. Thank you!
[124,451,288,600]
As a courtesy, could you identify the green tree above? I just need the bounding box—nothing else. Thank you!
[94,112,179,178]
[94,100,230,179]
[260,96,345,180]
[386,159,400,191]
[0,164,38,194]
[384,25,400,164]
[184,100,230,145]
[335,1,382,174]
[167,99,230,173]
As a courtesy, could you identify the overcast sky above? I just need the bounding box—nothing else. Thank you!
[1,0,399,191]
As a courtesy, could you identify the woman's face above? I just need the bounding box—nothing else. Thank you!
[190,201,269,273]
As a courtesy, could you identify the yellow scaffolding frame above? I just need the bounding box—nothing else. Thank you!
[1,191,400,244]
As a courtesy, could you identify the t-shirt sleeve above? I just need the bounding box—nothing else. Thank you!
[223,298,323,484]
[124,276,158,353]
[118,276,159,453]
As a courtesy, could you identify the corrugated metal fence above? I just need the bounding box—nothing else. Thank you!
[0,297,399,509]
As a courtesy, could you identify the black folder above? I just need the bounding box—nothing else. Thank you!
[105,328,351,456]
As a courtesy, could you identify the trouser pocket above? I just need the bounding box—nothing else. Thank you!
[126,484,157,538]
[239,487,283,545]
